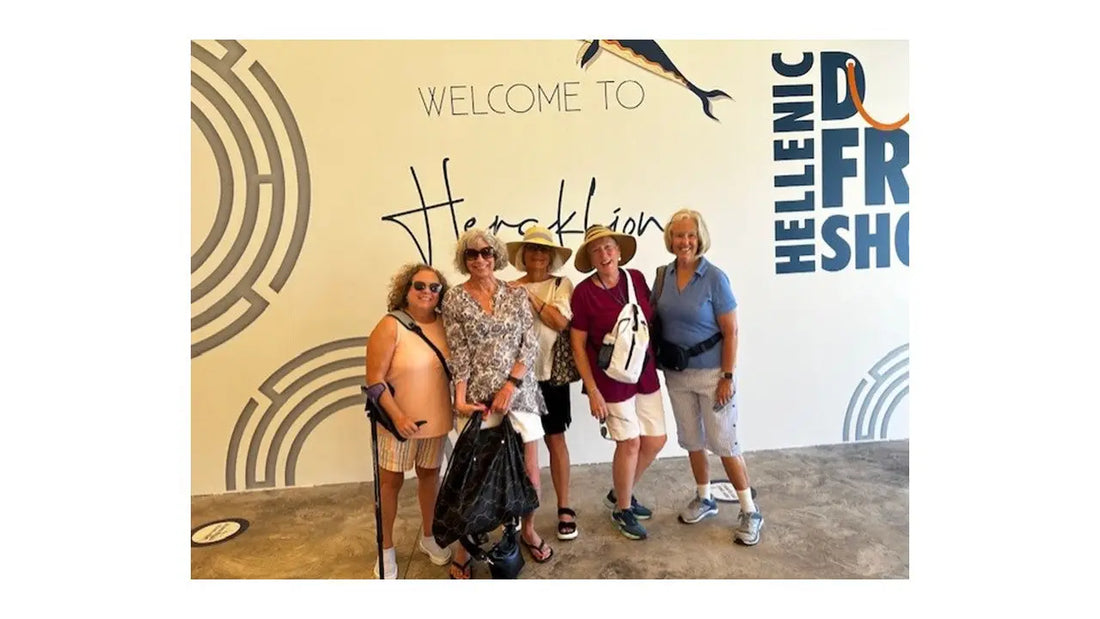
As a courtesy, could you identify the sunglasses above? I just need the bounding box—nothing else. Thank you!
[598,413,630,441]
[411,281,442,293]
[464,247,496,261]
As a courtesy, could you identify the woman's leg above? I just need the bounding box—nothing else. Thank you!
[378,468,404,549]
[520,439,552,560]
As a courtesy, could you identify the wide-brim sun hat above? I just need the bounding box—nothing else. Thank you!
[506,226,573,272]
[573,224,637,273]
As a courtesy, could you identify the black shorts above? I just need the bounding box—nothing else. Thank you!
[538,381,572,435]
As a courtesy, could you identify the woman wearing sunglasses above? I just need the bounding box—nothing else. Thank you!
[441,228,553,578]
[505,226,579,542]
[364,263,454,578]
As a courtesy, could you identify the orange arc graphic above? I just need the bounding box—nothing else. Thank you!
[846,60,909,131]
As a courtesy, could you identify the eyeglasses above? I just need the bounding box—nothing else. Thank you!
[464,247,496,261]
[411,281,442,293]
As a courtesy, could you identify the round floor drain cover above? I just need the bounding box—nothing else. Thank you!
[191,518,249,547]
[709,482,759,503]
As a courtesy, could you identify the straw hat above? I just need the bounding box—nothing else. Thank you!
[573,224,637,273]
[505,226,573,272]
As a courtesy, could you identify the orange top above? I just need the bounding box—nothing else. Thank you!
[386,316,453,438]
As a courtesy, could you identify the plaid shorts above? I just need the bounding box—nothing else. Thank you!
[376,430,446,472]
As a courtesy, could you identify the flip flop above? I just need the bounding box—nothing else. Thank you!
[521,537,554,563]
[556,507,578,541]
[448,557,472,579]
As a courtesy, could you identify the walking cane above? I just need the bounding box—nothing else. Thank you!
[362,384,426,580]
[362,385,387,579]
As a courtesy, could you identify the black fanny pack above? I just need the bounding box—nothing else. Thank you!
[657,332,723,372]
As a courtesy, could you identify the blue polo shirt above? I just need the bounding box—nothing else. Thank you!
[653,257,737,370]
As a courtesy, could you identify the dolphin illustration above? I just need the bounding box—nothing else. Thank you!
[577,39,731,121]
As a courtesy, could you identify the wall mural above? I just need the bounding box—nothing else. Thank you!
[842,343,909,442]
[191,40,909,493]
[224,337,367,491]
[190,40,311,358]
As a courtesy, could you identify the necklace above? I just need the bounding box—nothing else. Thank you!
[595,270,626,306]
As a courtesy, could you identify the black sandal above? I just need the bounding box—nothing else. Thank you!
[556,507,578,540]
[448,557,472,580]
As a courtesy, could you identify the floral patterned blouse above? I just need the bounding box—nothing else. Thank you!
[441,279,548,416]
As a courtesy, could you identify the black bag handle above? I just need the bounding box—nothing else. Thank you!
[388,310,452,381]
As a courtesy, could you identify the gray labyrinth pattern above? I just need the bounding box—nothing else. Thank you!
[226,337,367,491]
[225,336,455,491]
[842,343,909,442]
[190,40,310,358]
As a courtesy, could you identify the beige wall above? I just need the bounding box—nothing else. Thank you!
[191,39,909,496]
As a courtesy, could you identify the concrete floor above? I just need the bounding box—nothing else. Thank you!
[191,439,908,579]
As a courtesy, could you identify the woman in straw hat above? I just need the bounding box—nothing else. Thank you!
[440,227,553,576]
[506,226,580,541]
[569,224,667,541]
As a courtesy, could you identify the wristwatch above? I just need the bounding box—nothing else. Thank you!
[721,372,733,380]
[506,375,523,387]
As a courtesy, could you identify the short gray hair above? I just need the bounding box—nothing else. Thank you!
[453,228,509,275]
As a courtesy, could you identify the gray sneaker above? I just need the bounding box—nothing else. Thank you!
[734,510,764,546]
[678,496,719,524]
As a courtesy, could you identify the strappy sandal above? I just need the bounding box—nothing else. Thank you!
[556,507,578,540]
[448,557,472,580]
[520,536,554,563]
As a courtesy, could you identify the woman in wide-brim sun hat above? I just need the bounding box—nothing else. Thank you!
[506,226,581,541]
[568,224,666,542]
[572,224,637,273]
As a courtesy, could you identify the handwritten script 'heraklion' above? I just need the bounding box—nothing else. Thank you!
[379,158,663,265]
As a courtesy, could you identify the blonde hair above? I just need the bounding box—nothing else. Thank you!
[386,263,450,312]
[663,208,712,255]
[453,228,509,274]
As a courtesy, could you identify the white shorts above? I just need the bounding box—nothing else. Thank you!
[604,390,667,442]
[457,409,545,444]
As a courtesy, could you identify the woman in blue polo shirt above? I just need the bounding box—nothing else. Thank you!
[652,208,764,546]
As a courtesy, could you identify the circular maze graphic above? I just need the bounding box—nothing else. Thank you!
[842,343,909,442]
[191,40,310,358]
[225,337,369,491]
[224,336,458,491]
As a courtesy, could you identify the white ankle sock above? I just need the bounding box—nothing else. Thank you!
[697,484,711,500]
[737,488,756,513]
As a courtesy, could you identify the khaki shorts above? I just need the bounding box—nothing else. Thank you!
[604,390,667,442]
[376,430,445,473]
[457,409,545,444]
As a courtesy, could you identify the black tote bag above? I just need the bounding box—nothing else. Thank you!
[432,415,539,549]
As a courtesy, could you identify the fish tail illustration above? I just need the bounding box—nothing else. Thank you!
[688,85,732,122]
[578,40,601,68]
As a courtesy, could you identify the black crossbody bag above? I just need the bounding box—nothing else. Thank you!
[651,265,723,372]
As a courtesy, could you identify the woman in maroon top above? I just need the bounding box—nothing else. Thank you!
[569,225,667,541]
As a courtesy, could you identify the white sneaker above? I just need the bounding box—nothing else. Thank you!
[373,547,398,579]
[417,536,453,566]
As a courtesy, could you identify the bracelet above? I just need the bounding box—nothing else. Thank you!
[538,301,546,314]
[506,375,523,388]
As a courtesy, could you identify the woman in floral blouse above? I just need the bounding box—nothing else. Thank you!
[440,228,553,578]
